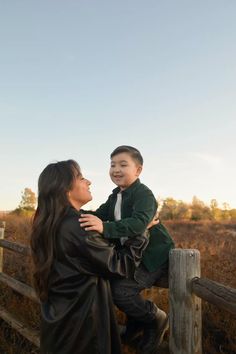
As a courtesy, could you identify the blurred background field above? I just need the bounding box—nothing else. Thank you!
[0,213,236,354]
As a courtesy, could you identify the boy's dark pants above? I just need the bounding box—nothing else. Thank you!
[110,262,169,323]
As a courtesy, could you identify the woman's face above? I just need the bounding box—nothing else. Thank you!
[68,173,92,210]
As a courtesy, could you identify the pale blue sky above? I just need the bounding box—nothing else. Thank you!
[0,0,236,211]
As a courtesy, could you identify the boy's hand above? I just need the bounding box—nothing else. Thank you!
[79,214,104,234]
[147,215,159,229]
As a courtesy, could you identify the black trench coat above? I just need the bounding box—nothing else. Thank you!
[40,207,147,354]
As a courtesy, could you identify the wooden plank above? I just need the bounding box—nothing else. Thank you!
[0,239,31,256]
[0,228,4,272]
[0,272,39,303]
[0,304,40,347]
[169,248,202,354]
[191,277,236,315]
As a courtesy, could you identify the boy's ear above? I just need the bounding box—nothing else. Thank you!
[136,165,143,176]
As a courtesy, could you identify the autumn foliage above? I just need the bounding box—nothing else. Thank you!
[159,196,236,222]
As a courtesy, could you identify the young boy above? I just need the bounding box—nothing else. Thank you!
[79,145,175,353]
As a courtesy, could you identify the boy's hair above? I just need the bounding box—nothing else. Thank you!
[110,145,143,166]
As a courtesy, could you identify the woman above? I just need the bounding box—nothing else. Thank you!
[30,159,146,354]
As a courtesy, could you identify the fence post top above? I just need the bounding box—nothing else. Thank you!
[0,221,6,229]
[170,248,200,256]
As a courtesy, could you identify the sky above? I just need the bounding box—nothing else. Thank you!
[0,0,236,211]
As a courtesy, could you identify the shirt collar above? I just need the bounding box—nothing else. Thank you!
[112,178,141,196]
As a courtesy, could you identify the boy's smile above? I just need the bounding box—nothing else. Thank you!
[109,152,142,190]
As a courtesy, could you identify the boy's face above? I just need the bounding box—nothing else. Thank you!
[109,152,142,190]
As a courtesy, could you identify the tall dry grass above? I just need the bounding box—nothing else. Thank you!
[0,215,235,353]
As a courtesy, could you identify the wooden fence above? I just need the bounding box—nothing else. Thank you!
[0,225,236,353]
[0,225,39,348]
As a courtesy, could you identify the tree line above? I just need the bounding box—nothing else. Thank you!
[159,196,236,222]
[10,188,236,222]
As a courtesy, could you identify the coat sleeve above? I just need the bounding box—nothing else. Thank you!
[102,189,157,239]
[80,233,148,278]
[63,219,147,278]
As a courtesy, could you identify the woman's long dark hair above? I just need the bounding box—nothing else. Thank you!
[30,159,81,301]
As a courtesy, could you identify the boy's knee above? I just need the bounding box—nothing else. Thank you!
[111,283,137,301]
[111,283,126,298]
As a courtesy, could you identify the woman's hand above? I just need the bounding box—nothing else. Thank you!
[79,214,104,234]
[147,215,159,229]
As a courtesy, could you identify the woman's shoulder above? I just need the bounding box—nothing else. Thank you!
[60,208,102,242]
[59,208,85,238]
[56,209,88,257]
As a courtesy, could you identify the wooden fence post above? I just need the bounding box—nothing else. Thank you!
[0,222,5,273]
[169,249,202,354]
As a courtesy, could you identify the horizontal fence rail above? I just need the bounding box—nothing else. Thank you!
[0,305,40,347]
[191,277,236,315]
[0,272,39,303]
[0,239,31,256]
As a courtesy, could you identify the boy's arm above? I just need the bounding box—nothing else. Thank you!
[80,189,157,239]
[93,198,111,221]
[84,195,113,220]
[79,213,159,235]
[80,196,112,220]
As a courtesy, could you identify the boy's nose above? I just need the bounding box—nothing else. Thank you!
[113,165,121,172]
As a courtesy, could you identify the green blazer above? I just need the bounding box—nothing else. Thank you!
[95,179,175,271]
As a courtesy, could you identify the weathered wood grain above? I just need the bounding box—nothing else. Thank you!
[169,248,202,354]
[0,239,31,256]
[191,277,236,315]
[0,272,39,303]
[0,305,39,347]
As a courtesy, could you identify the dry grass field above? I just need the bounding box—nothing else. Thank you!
[0,215,235,353]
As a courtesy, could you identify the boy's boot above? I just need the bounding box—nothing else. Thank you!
[120,317,143,344]
[139,308,169,354]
